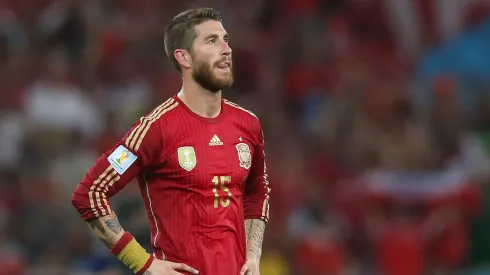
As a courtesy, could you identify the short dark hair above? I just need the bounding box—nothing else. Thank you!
[164,7,222,73]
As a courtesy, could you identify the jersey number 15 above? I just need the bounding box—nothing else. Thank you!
[212,176,233,208]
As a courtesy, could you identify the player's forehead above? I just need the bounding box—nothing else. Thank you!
[194,20,228,40]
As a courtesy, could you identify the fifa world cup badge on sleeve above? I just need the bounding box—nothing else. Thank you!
[108,145,138,174]
[236,143,252,169]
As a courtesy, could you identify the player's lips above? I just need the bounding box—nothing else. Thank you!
[216,60,231,70]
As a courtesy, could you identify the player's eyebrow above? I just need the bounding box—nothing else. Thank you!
[203,33,229,41]
[203,34,218,40]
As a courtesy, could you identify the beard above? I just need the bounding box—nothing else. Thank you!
[191,58,234,93]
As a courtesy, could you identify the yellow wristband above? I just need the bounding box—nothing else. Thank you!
[111,232,154,274]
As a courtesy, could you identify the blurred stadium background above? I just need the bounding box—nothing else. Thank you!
[1,0,490,274]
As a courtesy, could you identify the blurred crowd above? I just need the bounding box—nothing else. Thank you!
[1,0,490,274]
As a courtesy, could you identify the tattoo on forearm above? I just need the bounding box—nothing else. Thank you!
[89,219,112,248]
[89,214,124,249]
[89,219,106,234]
[245,219,265,259]
[246,220,253,241]
[105,213,123,234]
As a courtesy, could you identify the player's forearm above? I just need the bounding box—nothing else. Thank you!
[88,212,154,274]
[244,218,265,260]
[88,212,125,249]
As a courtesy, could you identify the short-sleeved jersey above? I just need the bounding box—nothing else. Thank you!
[72,95,270,275]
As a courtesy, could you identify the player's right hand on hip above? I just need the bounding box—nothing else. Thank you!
[146,258,199,275]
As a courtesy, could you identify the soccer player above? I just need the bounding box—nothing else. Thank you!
[71,7,270,275]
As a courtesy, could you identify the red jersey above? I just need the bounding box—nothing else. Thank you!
[72,95,271,275]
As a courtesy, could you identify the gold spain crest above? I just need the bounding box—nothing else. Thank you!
[236,143,252,169]
[178,146,197,171]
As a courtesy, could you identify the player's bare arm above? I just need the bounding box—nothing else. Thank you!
[240,219,265,275]
[245,218,266,260]
[88,212,124,249]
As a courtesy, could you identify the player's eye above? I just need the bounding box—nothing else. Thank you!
[207,38,216,44]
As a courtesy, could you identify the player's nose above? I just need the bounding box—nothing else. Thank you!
[221,41,232,56]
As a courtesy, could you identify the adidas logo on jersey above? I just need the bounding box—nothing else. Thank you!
[209,134,223,146]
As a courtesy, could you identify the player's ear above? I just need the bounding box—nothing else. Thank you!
[174,49,191,70]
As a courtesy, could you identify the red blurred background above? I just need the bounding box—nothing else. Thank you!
[1,0,490,274]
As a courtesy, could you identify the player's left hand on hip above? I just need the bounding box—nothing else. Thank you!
[240,258,260,275]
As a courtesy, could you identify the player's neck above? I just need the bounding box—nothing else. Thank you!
[177,81,222,119]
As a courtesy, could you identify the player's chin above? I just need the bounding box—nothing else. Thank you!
[219,79,234,90]
[213,74,233,87]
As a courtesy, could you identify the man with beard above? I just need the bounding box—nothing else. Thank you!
[72,7,270,275]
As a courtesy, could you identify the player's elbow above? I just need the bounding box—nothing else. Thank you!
[71,191,85,218]
[71,184,95,221]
